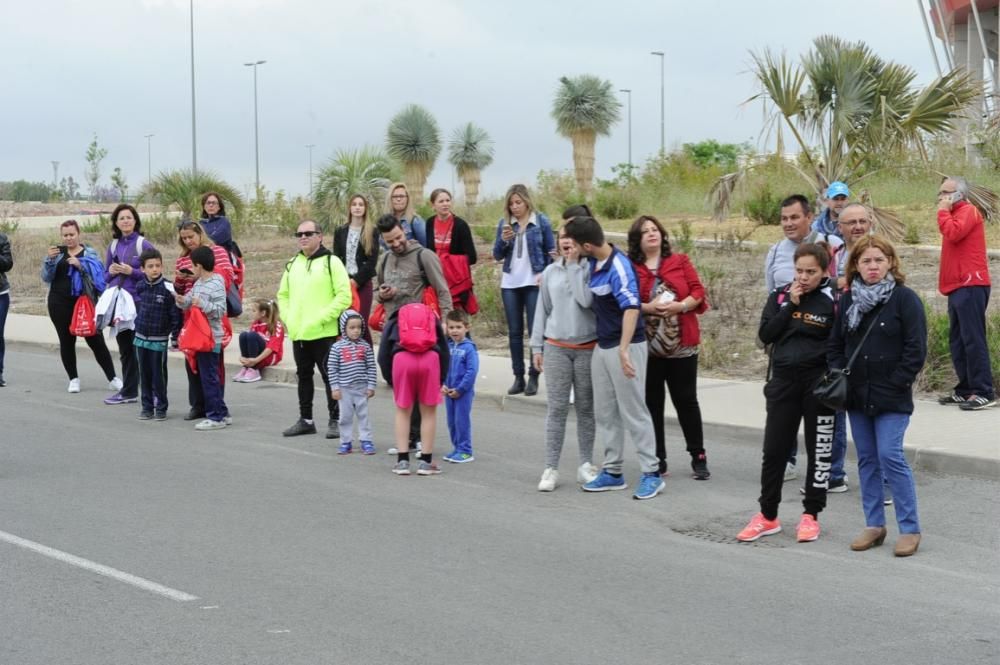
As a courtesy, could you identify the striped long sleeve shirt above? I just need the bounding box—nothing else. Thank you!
[327,338,377,391]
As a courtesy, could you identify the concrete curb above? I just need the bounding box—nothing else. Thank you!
[9,338,998,481]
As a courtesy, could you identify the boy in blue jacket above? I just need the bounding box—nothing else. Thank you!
[442,309,479,463]
[134,249,181,420]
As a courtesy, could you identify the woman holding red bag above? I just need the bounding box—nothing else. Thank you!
[421,188,477,313]
[41,220,119,394]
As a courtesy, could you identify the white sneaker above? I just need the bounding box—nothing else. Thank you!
[195,419,227,431]
[577,462,599,484]
[223,416,233,426]
[538,468,559,492]
[67,378,81,393]
[783,462,798,482]
[109,377,123,391]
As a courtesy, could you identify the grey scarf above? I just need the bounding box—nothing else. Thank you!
[846,273,896,332]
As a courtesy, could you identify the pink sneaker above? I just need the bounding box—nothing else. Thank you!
[243,368,262,383]
[796,514,821,542]
[232,368,248,382]
[736,512,782,542]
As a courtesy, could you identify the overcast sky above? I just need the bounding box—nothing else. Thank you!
[0,0,945,203]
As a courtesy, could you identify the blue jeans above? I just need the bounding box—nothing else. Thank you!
[0,292,8,376]
[848,410,920,534]
[501,286,539,378]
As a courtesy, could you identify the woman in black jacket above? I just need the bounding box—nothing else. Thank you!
[828,235,926,557]
[333,194,379,344]
[737,243,836,545]
[423,188,477,312]
[0,231,12,386]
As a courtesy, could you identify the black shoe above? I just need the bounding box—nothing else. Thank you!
[137,411,154,420]
[283,419,317,437]
[691,453,711,480]
[524,374,539,396]
[959,395,997,411]
[507,376,526,395]
[325,420,340,439]
[937,392,966,406]
[184,409,206,421]
[154,411,167,421]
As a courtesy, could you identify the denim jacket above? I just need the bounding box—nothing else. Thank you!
[491,212,555,275]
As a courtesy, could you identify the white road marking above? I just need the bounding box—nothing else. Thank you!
[0,529,198,602]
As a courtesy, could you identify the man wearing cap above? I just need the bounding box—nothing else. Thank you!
[812,181,851,238]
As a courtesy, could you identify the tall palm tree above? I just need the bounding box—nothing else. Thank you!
[447,122,494,215]
[312,146,397,228]
[710,36,983,234]
[385,104,441,204]
[141,170,244,221]
[551,75,622,197]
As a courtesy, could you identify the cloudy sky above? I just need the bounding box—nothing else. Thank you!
[1,0,946,202]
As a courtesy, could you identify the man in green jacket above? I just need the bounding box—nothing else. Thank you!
[277,220,353,438]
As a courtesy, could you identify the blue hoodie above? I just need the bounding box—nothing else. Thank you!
[446,336,479,396]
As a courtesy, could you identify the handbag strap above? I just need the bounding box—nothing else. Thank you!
[843,308,884,373]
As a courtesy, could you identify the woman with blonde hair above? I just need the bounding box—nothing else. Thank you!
[491,184,555,395]
[383,182,426,247]
[334,194,379,344]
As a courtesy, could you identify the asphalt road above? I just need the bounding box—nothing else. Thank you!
[1,348,998,665]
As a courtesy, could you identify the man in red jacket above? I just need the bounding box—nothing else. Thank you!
[936,177,995,410]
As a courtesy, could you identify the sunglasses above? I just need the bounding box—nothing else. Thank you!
[294,231,319,238]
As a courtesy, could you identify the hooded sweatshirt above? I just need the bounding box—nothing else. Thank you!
[375,239,453,318]
[327,309,376,391]
[277,245,352,341]
[530,257,596,354]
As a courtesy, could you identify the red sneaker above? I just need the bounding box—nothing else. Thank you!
[796,514,821,542]
[737,513,782,542]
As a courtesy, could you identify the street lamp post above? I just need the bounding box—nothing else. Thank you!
[51,161,59,190]
[190,0,197,174]
[651,50,665,154]
[306,144,316,197]
[619,88,632,168]
[144,134,155,185]
[244,60,267,198]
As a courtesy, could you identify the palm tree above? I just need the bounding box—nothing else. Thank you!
[141,170,244,220]
[710,36,983,235]
[447,122,494,215]
[312,146,397,228]
[385,104,441,204]
[551,75,622,197]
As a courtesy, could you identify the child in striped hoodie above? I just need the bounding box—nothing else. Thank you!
[327,309,377,455]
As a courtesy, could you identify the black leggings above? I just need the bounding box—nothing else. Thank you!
[292,338,339,422]
[645,354,704,474]
[47,295,116,381]
[759,368,833,519]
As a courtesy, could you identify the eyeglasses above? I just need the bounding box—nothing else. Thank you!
[391,195,407,200]
[205,200,220,206]
[294,231,319,238]
[839,219,869,227]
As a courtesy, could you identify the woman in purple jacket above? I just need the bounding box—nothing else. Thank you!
[103,203,156,405]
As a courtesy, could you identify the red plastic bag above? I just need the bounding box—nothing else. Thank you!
[369,303,386,332]
[69,295,97,337]
[350,282,361,313]
[421,286,441,317]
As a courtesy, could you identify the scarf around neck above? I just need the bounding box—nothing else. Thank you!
[846,273,895,332]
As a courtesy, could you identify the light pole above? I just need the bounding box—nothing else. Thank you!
[190,0,197,174]
[619,88,632,169]
[306,144,316,197]
[651,50,665,154]
[51,161,59,189]
[144,134,154,185]
[244,59,266,198]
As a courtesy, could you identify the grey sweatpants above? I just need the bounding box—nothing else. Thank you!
[591,343,658,474]
[338,385,372,443]
[543,344,596,469]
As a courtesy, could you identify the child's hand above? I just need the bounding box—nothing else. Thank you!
[366,389,375,398]
[331,389,342,401]
[239,357,252,367]
[441,385,450,395]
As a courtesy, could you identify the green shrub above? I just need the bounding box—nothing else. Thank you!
[594,186,639,220]
[673,219,694,255]
[472,262,507,336]
[917,304,1000,393]
[903,221,921,245]
[238,189,309,235]
[0,219,19,234]
[742,184,783,226]
[141,213,181,245]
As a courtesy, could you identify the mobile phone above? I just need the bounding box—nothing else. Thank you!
[56,245,68,252]
[950,192,964,204]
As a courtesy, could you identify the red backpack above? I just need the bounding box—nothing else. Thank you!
[397,303,438,353]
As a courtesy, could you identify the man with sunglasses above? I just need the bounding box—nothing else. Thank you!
[277,220,353,438]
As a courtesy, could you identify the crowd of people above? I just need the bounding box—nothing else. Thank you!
[1,177,994,558]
